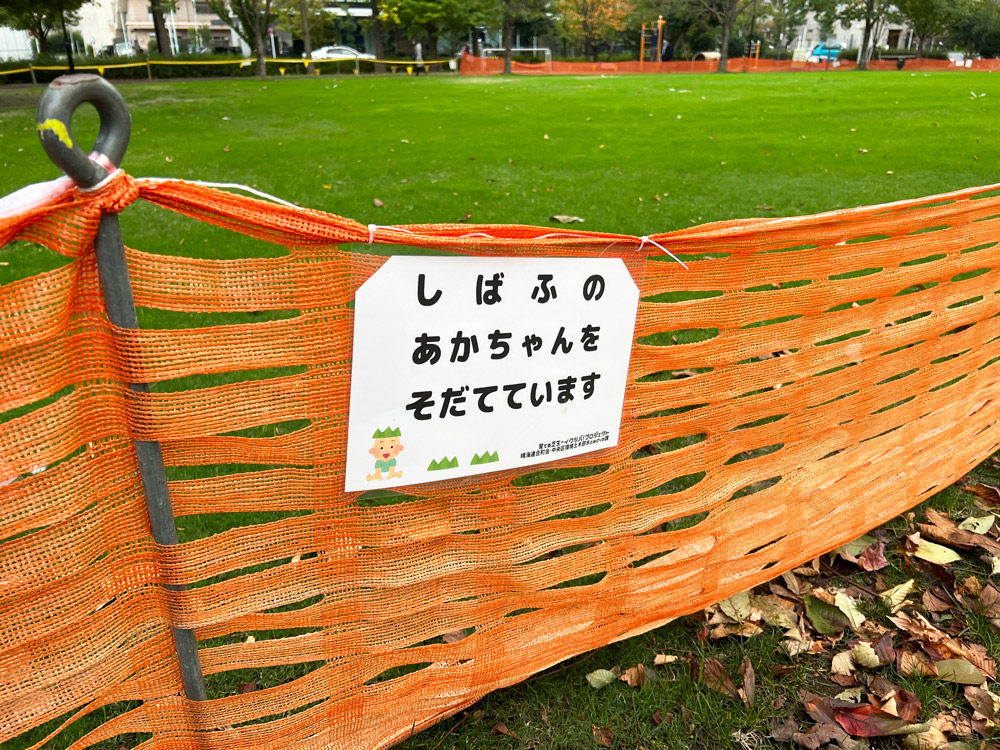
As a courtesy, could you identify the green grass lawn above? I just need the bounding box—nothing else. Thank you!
[2,71,1000,750]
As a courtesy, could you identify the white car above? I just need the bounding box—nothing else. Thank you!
[307,46,375,60]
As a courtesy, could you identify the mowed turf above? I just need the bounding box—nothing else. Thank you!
[1,72,1000,749]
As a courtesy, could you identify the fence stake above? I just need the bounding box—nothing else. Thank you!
[29,65,37,85]
[35,74,208,703]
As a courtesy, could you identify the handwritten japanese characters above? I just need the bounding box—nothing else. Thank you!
[345,257,639,491]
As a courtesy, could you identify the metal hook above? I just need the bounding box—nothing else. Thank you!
[36,73,131,189]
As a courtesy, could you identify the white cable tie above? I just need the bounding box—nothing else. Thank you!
[368,223,376,245]
[638,235,688,269]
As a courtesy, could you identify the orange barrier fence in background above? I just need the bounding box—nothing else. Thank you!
[3,160,1000,748]
[461,51,1000,76]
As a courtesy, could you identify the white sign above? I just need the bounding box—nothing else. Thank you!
[344,257,640,491]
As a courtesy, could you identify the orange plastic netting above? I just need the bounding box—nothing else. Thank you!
[3,170,1000,749]
[460,51,1000,75]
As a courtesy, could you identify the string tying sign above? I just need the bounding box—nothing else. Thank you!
[345,257,640,491]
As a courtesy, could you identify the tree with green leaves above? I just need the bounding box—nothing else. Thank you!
[489,0,549,72]
[895,0,957,56]
[379,0,475,57]
[688,0,753,71]
[839,0,901,68]
[555,0,634,60]
[952,0,1000,58]
[0,0,85,57]
[207,0,277,75]
[273,0,320,70]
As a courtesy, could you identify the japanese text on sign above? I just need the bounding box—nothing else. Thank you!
[345,257,640,491]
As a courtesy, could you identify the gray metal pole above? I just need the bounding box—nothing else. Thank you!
[36,74,207,703]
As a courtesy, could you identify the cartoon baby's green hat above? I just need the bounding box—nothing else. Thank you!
[372,427,401,439]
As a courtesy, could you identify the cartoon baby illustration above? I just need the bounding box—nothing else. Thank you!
[367,427,404,481]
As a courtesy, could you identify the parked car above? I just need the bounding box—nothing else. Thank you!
[307,46,375,60]
[807,42,843,63]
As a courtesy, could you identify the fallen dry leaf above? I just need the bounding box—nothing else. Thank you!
[592,725,613,747]
[491,721,520,739]
[586,669,616,689]
[958,515,994,534]
[720,591,752,622]
[869,675,921,722]
[654,654,678,665]
[963,685,998,721]
[832,650,856,676]
[858,539,890,571]
[911,537,962,565]
[902,727,948,749]
[619,663,647,689]
[701,658,738,698]
[738,656,755,707]
[934,659,986,685]
[833,704,929,738]
[373,198,384,208]
[805,594,849,635]
[963,483,1000,506]
[549,215,585,224]
[237,680,257,694]
[852,641,880,669]
[835,592,866,630]
[880,579,916,612]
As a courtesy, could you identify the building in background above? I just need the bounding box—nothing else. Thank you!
[789,12,913,53]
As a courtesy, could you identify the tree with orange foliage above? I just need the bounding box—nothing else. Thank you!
[556,0,635,61]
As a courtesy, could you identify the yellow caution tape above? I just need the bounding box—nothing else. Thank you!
[0,67,32,76]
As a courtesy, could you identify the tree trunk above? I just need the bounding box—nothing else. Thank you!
[253,0,267,76]
[60,9,74,72]
[858,0,874,71]
[149,0,173,58]
[370,0,385,72]
[427,33,437,58]
[718,17,731,72]
[299,0,313,73]
[502,0,514,74]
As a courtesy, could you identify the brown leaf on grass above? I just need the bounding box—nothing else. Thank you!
[550,215,585,224]
[237,680,258,694]
[898,647,938,677]
[592,725,614,747]
[701,658,738,698]
[619,663,647,688]
[890,611,997,679]
[857,539,890,571]
[930,710,976,737]
[920,509,1000,556]
[770,716,798,742]
[373,198,384,207]
[934,659,986,685]
[963,482,1000,506]
[868,675,921,722]
[901,727,947,749]
[976,583,1000,616]
[833,704,929,737]
[922,587,953,613]
[491,721,520,739]
[651,709,669,726]
[738,657,755,707]
[873,631,896,665]
[963,685,997,721]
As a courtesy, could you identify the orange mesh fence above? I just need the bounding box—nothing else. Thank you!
[4,170,1000,749]
[461,51,997,76]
